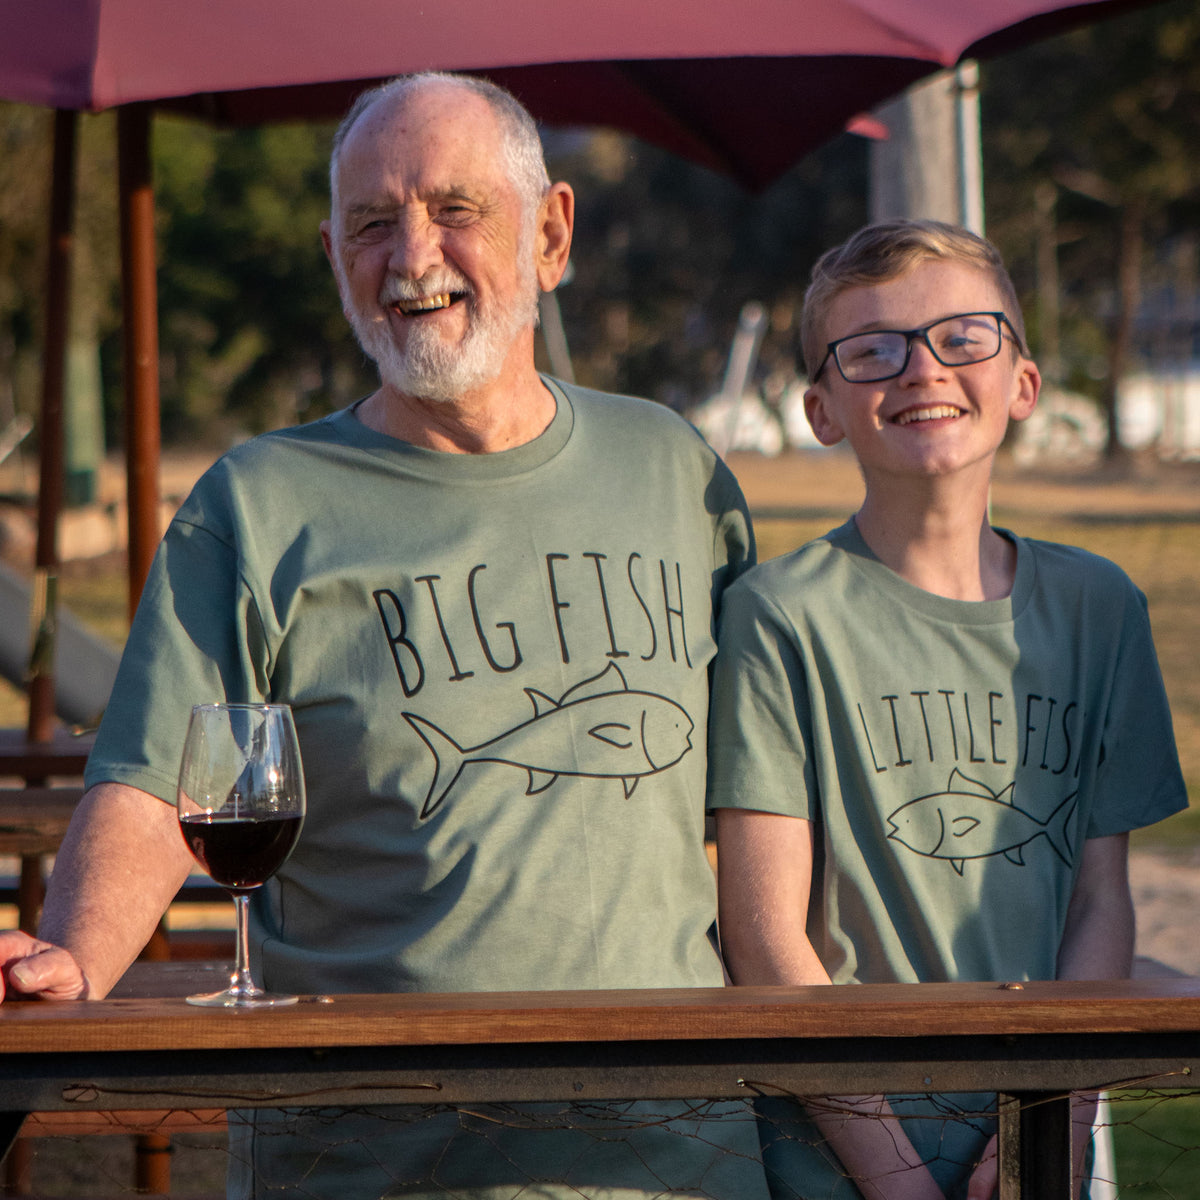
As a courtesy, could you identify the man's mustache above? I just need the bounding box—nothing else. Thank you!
[380,270,474,305]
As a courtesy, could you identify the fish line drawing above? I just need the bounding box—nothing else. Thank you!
[404,662,695,819]
[886,767,1077,875]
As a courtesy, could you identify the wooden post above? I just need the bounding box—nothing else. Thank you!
[116,104,163,618]
[26,110,77,744]
[116,111,172,1196]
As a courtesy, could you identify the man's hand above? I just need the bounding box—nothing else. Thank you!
[0,931,88,1001]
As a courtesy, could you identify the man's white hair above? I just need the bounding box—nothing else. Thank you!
[328,72,550,229]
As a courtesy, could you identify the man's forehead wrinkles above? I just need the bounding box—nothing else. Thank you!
[341,183,487,212]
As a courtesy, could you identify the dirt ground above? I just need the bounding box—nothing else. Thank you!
[724,446,1200,521]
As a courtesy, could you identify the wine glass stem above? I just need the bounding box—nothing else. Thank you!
[231,891,257,995]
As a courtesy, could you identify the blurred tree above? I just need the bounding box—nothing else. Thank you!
[153,116,375,440]
[4,4,1196,458]
[0,103,50,469]
[551,128,868,407]
[0,106,119,488]
[981,0,1200,455]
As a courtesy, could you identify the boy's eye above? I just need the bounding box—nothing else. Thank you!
[844,336,900,364]
[933,317,992,351]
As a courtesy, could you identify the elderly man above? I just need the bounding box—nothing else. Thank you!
[0,73,765,1198]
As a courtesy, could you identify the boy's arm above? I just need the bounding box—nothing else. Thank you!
[1056,833,1134,980]
[716,809,945,1200]
[967,833,1133,1200]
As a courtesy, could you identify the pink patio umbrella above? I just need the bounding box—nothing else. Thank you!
[0,0,1160,732]
[0,0,1150,188]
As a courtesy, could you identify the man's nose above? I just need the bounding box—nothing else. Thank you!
[389,212,444,279]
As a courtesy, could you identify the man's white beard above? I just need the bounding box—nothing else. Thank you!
[339,259,541,405]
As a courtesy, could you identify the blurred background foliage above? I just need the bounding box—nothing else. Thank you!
[0,0,1197,452]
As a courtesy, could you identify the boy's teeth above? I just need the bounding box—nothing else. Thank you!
[896,406,959,425]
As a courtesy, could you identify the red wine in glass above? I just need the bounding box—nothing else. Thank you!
[177,703,306,1007]
[179,813,303,892]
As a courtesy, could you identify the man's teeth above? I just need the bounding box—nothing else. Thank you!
[395,293,453,314]
[895,406,960,426]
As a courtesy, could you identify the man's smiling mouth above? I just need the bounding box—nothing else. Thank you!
[894,405,961,426]
[392,292,462,316]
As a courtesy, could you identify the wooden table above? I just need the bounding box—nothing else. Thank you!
[3,975,1200,1199]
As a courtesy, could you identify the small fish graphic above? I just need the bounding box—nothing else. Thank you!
[404,663,694,819]
[886,768,1077,875]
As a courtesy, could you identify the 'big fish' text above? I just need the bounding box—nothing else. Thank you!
[374,551,694,697]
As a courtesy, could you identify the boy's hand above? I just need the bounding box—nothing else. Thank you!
[965,1133,998,1199]
[0,931,88,1001]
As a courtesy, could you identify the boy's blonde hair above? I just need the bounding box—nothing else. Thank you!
[800,219,1028,379]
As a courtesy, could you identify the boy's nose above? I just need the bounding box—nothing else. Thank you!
[901,336,948,379]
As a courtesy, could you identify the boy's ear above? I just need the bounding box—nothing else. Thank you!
[1007,357,1041,424]
[804,386,847,447]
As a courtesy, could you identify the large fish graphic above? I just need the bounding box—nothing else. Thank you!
[886,768,1077,875]
[403,663,694,819]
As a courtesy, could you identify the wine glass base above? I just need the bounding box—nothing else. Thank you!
[186,989,300,1008]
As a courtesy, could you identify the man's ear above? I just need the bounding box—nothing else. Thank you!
[535,182,574,292]
[320,221,351,317]
[804,386,847,447]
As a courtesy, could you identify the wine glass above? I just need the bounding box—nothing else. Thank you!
[177,703,306,1007]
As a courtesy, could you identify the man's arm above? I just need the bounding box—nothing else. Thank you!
[0,782,194,1001]
[966,833,1134,1200]
[717,808,944,1200]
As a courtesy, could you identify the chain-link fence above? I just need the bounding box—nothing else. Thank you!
[8,1087,1200,1198]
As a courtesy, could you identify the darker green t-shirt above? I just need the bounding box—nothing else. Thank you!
[708,518,1188,1198]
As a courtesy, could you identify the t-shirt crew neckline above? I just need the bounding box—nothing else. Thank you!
[328,376,574,483]
[834,518,1035,625]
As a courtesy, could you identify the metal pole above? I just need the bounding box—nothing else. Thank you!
[955,61,984,236]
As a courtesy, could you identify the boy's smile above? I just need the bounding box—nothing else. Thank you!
[804,260,1040,484]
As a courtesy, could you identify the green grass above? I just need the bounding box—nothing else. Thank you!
[1108,1090,1200,1197]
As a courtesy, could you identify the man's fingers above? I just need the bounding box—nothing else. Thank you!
[1,938,87,1001]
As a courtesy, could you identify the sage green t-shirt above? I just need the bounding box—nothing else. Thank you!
[708,519,1188,1198]
[87,379,767,1199]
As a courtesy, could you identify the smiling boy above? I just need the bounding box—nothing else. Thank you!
[708,219,1188,1200]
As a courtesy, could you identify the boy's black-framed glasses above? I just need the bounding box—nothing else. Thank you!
[812,312,1020,384]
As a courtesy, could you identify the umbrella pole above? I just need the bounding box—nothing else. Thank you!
[26,110,77,746]
[116,109,174,1194]
[4,109,77,1197]
[116,104,162,621]
[117,107,171,988]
